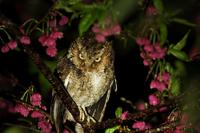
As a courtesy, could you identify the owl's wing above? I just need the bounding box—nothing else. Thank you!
[50,90,65,133]
[51,57,72,133]
[87,77,117,122]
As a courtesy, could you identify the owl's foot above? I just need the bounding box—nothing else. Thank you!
[79,107,96,124]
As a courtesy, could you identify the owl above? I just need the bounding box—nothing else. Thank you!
[51,33,117,133]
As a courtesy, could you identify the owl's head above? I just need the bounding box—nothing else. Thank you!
[67,35,114,72]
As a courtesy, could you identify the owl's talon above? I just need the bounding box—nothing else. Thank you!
[79,107,96,124]
[79,107,86,122]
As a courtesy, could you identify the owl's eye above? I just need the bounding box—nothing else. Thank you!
[79,53,84,60]
[95,57,101,62]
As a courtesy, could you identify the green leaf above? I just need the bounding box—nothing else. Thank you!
[168,48,190,61]
[55,1,74,12]
[173,30,190,50]
[3,127,24,133]
[105,126,120,133]
[159,23,168,45]
[115,107,122,118]
[165,62,174,74]
[171,18,196,27]
[174,60,186,76]
[153,0,164,14]
[78,13,97,36]
[170,76,181,96]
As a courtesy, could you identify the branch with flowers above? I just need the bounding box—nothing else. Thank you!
[0,0,200,133]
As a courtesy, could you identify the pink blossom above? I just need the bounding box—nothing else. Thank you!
[150,79,159,89]
[64,129,70,133]
[132,121,146,130]
[1,45,10,53]
[41,105,47,111]
[144,44,154,52]
[180,113,189,124]
[120,111,128,120]
[20,36,31,45]
[101,30,112,36]
[19,26,25,34]
[14,104,30,117]
[92,24,101,33]
[111,24,121,34]
[152,44,167,59]
[136,37,150,46]
[189,48,200,60]
[143,59,151,66]
[174,129,184,133]
[136,102,146,111]
[46,46,57,57]
[159,106,168,112]
[30,93,42,106]
[7,40,17,49]
[146,5,157,15]
[150,79,167,92]
[31,111,44,119]
[95,34,106,43]
[159,72,170,83]
[156,82,167,91]
[92,22,121,42]
[38,35,48,45]
[59,16,68,26]
[0,99,7,109]
[43,37,56,47]
[49,19,56,28]
[38,120,52,133]
[50,31,63,39]
[148,94,160,106]
[150,72,170,92]
[8,104,15,113]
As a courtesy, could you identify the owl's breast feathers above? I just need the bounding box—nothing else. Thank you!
[64,67,114,107]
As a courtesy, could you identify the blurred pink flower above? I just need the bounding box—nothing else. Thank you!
[49,19,56,28]
[150,79,167,92]
[31,111,44,119]
[14,104,31,117]
[136,37,150,46]
[7,40,17,49]
[132,121,147,130]
[50,31,63,39]
[148,94,160,106]
[59,16,68,26]
[146,5,157,15]
[95,34,106,43]
[30,93,42,106]
[92,24,101,33]
[1,45,10,53]
[64,129,70,133]
[38,120,52,133]
[38,35,48,45]
[159,106,168,112]
[158,72,170,83]
[120,111,128,120]
[0,99,7,109]
[20,36,31,45]
[46,46,57,57]
[136,102,146,111]
[189,48,200,60]
[44,37,56,47]
[111,24,121,34]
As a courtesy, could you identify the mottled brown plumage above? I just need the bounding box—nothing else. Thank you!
[51,34,116,133]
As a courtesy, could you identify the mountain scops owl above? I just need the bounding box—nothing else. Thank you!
[51,34,117,133]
